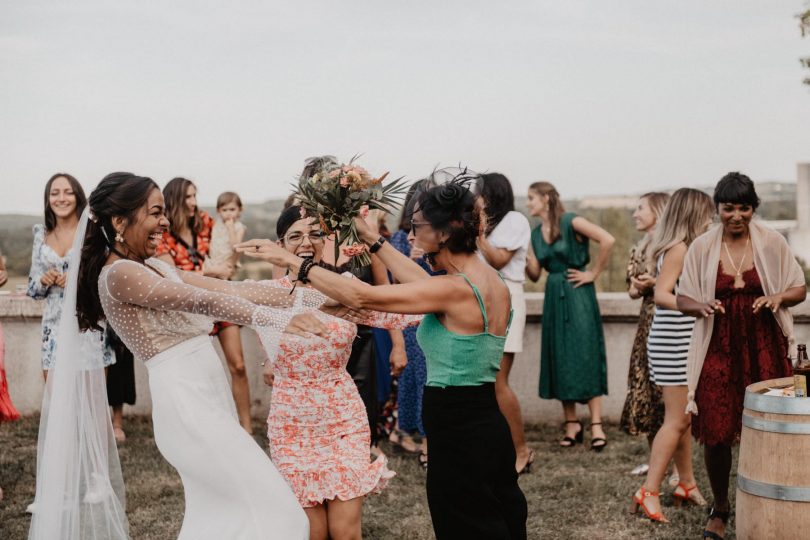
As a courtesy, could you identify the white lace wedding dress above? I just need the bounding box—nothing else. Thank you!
[97,258,313,539]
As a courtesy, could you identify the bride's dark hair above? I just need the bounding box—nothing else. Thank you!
[77,172,159,331]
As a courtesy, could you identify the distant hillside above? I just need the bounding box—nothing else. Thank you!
[0,201,289,278]
[0,214,42,278]
[1,187,799,292]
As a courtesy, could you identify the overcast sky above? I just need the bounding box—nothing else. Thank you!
[1,1,809,215]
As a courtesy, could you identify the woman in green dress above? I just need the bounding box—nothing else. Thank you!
[526,181,614,450]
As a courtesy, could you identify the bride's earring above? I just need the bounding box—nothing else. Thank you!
[115,230,124,243]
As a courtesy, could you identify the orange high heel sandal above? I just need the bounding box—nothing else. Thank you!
[672,482,707,507]
[631,487,669,523]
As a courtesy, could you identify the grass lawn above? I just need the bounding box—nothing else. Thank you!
[1,416,736,539]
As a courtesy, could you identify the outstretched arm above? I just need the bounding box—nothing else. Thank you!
[102,260,327,338]
[173,264,325,309]
[236,239,468,314]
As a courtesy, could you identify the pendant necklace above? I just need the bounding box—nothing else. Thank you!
[722,236,750,289]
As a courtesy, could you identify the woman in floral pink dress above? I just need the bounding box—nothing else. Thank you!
[264,206,420,540]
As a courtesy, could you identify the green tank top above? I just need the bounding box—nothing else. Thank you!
[416,273,513,388]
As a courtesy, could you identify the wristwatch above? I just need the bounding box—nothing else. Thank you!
[369,236,386,254]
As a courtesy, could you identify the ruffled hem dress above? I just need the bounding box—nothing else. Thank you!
[267,276,419,507]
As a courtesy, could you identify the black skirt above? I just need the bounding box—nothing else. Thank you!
[346,324,379,444]
[422,383,527,540]
[106,328,136,407]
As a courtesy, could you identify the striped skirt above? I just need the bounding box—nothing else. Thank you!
[647,308,695,386]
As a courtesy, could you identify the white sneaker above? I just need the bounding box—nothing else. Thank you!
[25,501,37,514]
[630,463,650,476]
[82,473,110,504]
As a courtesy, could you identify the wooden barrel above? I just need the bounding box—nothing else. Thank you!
[736,377,810,539]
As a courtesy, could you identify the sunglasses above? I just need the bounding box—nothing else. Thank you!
[410,219,431,233]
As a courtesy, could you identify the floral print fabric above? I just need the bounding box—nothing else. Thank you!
[389,229,431,436]
[155,211,213,272]
[27,224,113,369]
[267,276,420,507]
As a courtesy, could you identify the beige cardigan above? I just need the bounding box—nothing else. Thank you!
[679,220,806,414]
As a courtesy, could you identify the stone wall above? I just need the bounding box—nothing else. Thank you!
[3,293,809,424]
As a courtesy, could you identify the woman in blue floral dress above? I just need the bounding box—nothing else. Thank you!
[27,173,114,379]
[387,180,442,464]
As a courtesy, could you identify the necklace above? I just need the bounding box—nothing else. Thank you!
[722,236,750,289]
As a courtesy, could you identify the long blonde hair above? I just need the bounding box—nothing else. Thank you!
[635,192,670,270]
[649,188,714,269]
[529,181,565,243]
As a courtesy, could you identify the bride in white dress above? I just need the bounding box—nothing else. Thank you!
[30,172,317,540]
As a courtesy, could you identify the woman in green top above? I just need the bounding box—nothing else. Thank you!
[239,172,528,540]
[526,181,614,451]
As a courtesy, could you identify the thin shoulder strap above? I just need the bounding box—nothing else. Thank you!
[496,272,515,331]
[457,273,489,333]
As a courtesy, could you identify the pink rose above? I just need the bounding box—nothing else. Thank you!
[341,243,368,258]
[339,175,351,188]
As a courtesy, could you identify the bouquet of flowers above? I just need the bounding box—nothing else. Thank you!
[297,156,408,268]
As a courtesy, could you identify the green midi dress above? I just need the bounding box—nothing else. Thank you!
[531,212,608,401]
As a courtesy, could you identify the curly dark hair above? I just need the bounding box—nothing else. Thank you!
[416,172,481,254]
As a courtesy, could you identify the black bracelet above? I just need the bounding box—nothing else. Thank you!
[297,257,316,284]
[369,236,386,254]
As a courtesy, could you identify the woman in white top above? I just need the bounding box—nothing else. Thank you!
[477,172,533,474]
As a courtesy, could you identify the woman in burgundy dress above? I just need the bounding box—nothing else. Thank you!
[677,172,806,540]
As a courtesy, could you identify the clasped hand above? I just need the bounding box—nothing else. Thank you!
[630,273,655,294]
[320,300,372,325]
[41,268,66,288]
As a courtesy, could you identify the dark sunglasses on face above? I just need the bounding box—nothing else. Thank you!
[410,219,430,233]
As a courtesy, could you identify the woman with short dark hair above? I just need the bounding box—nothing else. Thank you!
[677,172,806,539]
[240,170,528,539]
[387,179,437,463]
[252,204,421,540]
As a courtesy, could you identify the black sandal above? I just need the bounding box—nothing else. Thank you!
[517,449,536,475]
[590,422,607,452]
[703,507,730,539]
[559,420,583,448]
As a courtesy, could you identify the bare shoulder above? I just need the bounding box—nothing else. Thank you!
[661,242,687,268]
[668,242,688,257]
